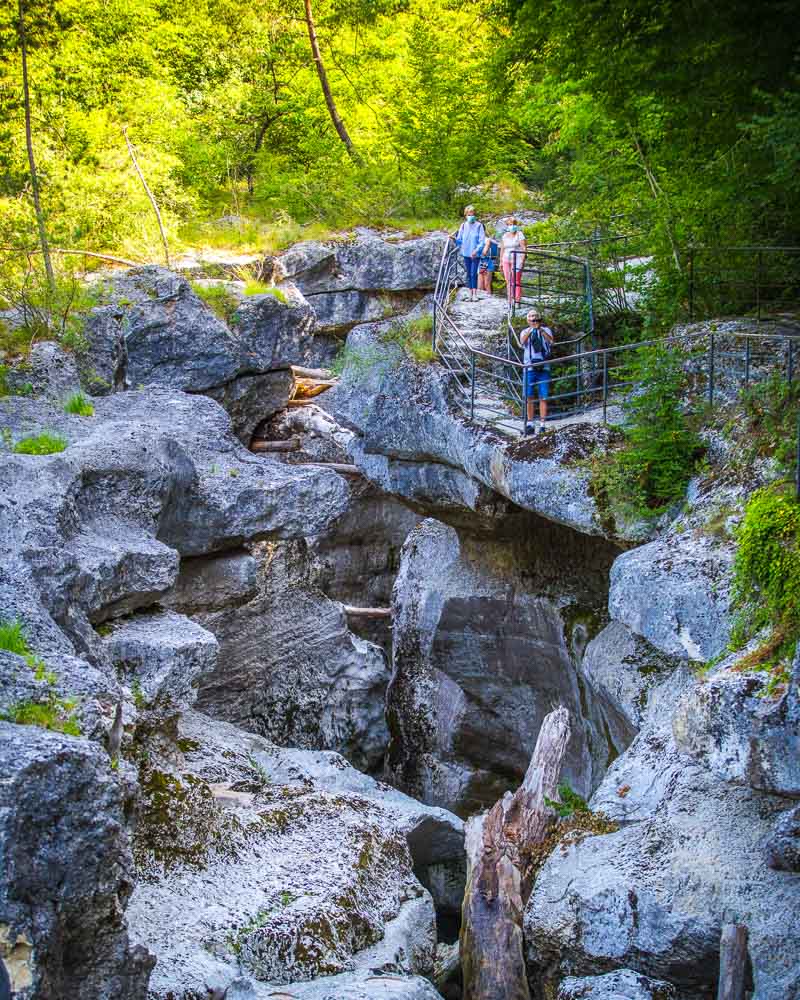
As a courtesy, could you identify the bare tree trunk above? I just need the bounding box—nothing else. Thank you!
[18,0,54,291]
[631,133,681,271]
[460,706,572,1000]
[122,127,170,267]
[303,0,359,161]
[717,924,749,1000]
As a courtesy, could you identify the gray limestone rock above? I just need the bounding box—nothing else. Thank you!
[558,970,676,1000]
[231,291,315,372]
[194,540,391,772]
[0,723,154,999]
[5,341,82,401]
[224,970,443,1000]
[608,532,733,661]
[763,804,800,872]
[204,367,295,444]
[161,550,259,614]
[523,728,799,1000]
[127,712,440,999]
[386,518,619,816]
[672,652,800,797]
[101,611,219,712]
[327,324,619,537]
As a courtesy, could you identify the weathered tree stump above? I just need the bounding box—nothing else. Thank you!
[717,924,748,1000]
[460,705,571,1000]
[250,437,300,453]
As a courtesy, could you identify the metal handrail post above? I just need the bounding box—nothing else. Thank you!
[745,337,751,389]
[708,331,715,407]
[789,338,794,383]
[432,299,437,353]
[470,354,476,421]
[602,351,608,424]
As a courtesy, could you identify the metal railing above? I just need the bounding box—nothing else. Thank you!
[431,237,800,493]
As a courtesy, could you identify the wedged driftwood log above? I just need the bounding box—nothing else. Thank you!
[291,364,334,380]
[293,377,337,399]
[250,437,300,453]
[718,924,749,1000]
[461,705,571,1000]
[342,605,392,619]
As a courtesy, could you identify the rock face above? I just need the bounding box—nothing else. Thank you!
[524,660,800,1000]
[127,711,461,999]
[387,518,620,816]
[327,324,624,537]
[558,970,677,1000]
[275,233,443,332]
[0,723,153,1000]
[672,651,800,797]
[77,267,314,440]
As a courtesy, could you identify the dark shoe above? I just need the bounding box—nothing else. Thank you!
[524,423,535,436]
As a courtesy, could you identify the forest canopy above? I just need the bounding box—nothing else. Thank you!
[1,0,799,268]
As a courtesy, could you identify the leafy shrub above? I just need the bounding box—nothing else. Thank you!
[544,781,590,818]
[64,392,94,416]
[13,432,68,455]
[591,344,703,521]
[737,372,800,477]
[730,483,800,683]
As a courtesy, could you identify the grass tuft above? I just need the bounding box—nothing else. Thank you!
[13,432,68,455]
[64,392,94,417]
[0,619,29,656]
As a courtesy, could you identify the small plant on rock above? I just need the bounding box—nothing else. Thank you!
[544,781,590,819]
[13,432,68,455]
[191,282,239,326]
[64,392,94,417]
[3,694,81,736]
[0,618,29,656]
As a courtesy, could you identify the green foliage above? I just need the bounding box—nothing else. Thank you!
[591,344,703,522]
[190,282,239,326]
[544,781,590,819]
[64,392,95,416]
[737,372,800,477]
[3,694,81,736]
[382,314,435,363]
[730,483,800,678]
[13,432,68,455]
[0,618,30,656]
[131,678,147,710]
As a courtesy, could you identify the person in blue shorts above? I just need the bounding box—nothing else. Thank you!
[477,233,500,296]
[519,309,554,435]
[454,205,486,302]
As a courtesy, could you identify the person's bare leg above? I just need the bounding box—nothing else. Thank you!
[527,400,535,424]
[539,397,547,430]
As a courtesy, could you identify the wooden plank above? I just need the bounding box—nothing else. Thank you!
[250,438,300,453]
[291,364,334,380]
[717,924,748,1000]
[342,605,392,619]
[460,706,571,1000]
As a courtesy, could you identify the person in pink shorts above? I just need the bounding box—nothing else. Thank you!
[499,217,526,305]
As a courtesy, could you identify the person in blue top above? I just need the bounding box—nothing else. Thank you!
[518,308,555,435]
[477,233,500,296]
[454,205,486,302]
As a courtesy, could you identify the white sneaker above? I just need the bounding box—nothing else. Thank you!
[539,423,546,434]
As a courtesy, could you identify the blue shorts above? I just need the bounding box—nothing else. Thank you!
[524,366,550,399]
[478,256,497,272]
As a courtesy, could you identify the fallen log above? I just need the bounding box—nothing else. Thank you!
[291,364,334,380]
[342,605,392,619]
[250,437,300,453]
[299,462,361,475]
[293,378,337,399]
[460,705,571,1000]
[286,399,315,408]
[717,924,749,1000]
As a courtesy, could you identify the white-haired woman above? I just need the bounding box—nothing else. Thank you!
[499,217,526,306]
[454,205,486,303]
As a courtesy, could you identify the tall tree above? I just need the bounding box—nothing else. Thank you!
[18,0,53,288]
[302,0,358,160]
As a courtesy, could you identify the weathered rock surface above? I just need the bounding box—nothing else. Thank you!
[191,540,391,772]
[763,803,800,872]
[0,723,154,999]
[672,650,800,797]
[101,610,219,712]
[608,527,733,662]
[224,970,443,999]
[558,970,676,1000]
[524,715,799,1000]
[327,324,622,536]
[275,234,442,331]
[5,341,82,401]
[128,711,449,999]
[205,367,295,444]
[387,518,619,816]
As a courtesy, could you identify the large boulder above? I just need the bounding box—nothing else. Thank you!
[0,723,153,999]
[386,518,619,816]
[77,267,315,439]
[558,970,676,1000]
[523,725,800,1000]
[186,539,391,772]
[327,324,624,537]
[127,711,448,999]
[608,527,734,662]
[672,650,800,797]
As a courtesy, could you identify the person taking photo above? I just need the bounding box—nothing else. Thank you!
[519,309,554,435]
